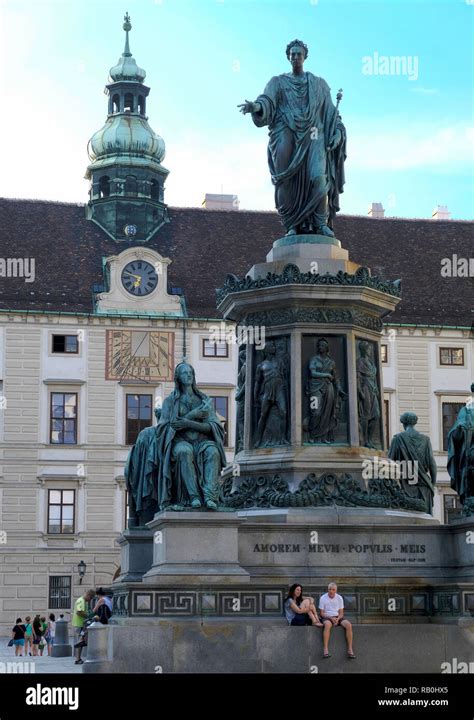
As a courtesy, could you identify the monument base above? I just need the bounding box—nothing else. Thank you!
[83,618,474,673]
[112,511,474,623]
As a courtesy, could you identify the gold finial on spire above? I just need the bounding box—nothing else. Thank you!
[123,12,132,32]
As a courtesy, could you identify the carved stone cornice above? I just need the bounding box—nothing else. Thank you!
[216,264,401,306]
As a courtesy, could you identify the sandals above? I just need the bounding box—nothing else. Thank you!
[347,652,356,659]
[323,652,331,658]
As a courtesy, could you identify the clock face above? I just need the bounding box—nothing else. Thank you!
[121,260,158,297]
[124,224,137,238]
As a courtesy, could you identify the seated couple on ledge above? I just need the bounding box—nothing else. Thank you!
[285,582,356,659]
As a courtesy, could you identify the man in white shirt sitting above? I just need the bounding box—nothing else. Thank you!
[318,582,355,659]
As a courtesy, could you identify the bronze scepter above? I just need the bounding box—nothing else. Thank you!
[326,88,343,151]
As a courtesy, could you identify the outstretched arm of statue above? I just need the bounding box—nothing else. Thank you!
[238,100,262,115]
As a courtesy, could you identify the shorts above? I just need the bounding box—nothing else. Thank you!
[32,638,40,645]
[13,639,24,646]
[322,617,346,626]
[291,614,313,626]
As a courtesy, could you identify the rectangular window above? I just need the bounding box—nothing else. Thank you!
[209,395,229,446]
[126,394,152,445]
[48,489,75,534]
[52,334,79,354]
[442,402,464,451]
[443,494,462,524]
[202,339,228,358]
[381,345,388,364]
[439,347,464,366]
[383,398,390,449]
[48,576,72,609]
[50,393,77,444]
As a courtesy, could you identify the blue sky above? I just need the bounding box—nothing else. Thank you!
[0,0,473,219]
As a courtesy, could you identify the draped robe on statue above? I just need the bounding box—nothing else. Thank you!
[252,72,346,232]
[447,404,474,505]
[388,430,437,513]
[155,390,227,509]
[124,425,159,523]
[306,354,341,442]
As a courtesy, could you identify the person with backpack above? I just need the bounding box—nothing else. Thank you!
[10,618,26,656]
[24,616,33,656]
[92,588,113,624]
[32,614,42,657]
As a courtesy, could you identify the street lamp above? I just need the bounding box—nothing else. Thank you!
[77,560,87,585]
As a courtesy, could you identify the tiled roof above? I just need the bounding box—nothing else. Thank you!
[0,197,472,326]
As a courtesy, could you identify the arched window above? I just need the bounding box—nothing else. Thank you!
[112,94,120,113]
[124,93,134,112]
[138,95,146,115]
[125,175,137,196]
[150,179,159,200]
[98,176,110,199]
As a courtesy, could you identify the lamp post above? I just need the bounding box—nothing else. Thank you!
[77,560,87,585]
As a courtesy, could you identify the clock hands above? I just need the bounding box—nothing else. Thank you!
[123,270,142,288]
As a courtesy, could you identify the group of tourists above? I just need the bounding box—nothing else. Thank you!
[10,614,56,657]
[10,587,113,663]
[285,582,355,659]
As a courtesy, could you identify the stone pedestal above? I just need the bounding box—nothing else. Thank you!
[217,233,405,511]
[248,233,360,277]
[116,528,155,582]
[141,511,250,584]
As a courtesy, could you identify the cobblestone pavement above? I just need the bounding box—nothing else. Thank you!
[0,638,84,674]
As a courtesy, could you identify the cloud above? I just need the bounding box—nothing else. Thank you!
[409,87,440,95]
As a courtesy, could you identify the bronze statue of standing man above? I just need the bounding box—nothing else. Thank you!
[239,39,346,237]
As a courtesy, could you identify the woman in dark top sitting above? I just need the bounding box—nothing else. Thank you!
[285,583,323,626]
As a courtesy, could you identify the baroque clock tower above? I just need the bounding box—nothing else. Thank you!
[85,13,169,242]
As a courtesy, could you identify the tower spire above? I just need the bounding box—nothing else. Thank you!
[85,14,170,242]
[123,12,132,57]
